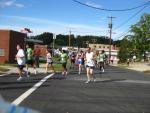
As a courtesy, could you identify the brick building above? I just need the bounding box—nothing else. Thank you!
[0,30,26,63]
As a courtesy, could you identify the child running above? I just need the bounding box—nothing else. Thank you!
[45,49,55,73]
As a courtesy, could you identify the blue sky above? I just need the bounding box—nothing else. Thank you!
[0,0,149,40]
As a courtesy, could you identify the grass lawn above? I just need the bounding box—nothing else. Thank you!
[0,67,9,72]
[143,70,150,74]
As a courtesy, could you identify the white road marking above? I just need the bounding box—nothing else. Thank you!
[116,80,150,84]
[11,73,54,106]
[0,73,11,77]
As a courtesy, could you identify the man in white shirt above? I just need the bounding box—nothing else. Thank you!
[85,47,96,83]
[15,44,26,81]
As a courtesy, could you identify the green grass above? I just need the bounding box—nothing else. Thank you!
[0,67,9,72]
[117,63,129,68]
[143,70,150,74]
[0,63,16,67]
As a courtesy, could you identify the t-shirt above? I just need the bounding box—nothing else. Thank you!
[60,53,68,63]
[26,48,33,60]
[86,52,95,67]
[99,54,105,62]
[16,49,25,65]
[46,53,53,63]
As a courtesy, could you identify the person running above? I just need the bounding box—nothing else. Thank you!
[60,50,68,77]
[70,52,76,69]
[26,44,37,76]
[15,44,26,81]
[45,49,55,73]
[98,50,105,72]
[34,45,41,68]
[95,51,100,68]
[85,47,96,83]
[77,50,85,75]
[77,54,82,75]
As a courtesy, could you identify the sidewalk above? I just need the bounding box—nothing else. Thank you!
[114,62,150,72]
[0,64,46,76]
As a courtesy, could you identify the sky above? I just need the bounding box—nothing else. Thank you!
[0,0,150,40]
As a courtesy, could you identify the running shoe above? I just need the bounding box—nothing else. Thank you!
[85,80,91,84]
[17,77,23,81]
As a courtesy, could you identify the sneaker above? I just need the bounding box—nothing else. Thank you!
[85,80,91,84]
[17,77,23,81]
[34,70,37,75]
[65,71,68,76]
[93,79,96,82]
[78,72,80,75]
[24,71,30,77]
[102,69,104,73]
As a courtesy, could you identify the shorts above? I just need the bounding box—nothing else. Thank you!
[26,60,34,66]
[71,59,75,63]
[86,65,95,69]
[47,61,53,64]
[17,65,25,70]
[62,62,67,69]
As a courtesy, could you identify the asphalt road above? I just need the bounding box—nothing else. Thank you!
[0,66,150,113]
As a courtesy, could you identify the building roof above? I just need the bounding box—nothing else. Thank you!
[26,38,43,44]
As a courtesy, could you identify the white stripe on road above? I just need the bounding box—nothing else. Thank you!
[116,80,150,84]
[11,73,54,106]
[0,73,11,77]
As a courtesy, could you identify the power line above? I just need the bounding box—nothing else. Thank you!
[117,29,131,40]
[72,0,150,12]
[114,4,149,30]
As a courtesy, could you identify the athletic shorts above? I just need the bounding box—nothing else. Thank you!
[86,65,95,69]
[47,61,53,64]
[71,59,75,63]
[17,65,25,70]
[26,60,34,66]
[62,62,67,69]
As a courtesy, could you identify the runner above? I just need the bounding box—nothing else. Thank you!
[70,52,76,69]
[26,44,37,76]
[99,50,105,73]
[60,50,68,77]
[34,45,41,68]
[45,49,55,73]
[15,44,26,81]
[95,51,100,68]
[85,47,96,83]
[77,50,85,75]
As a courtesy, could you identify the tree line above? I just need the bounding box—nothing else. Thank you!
[30,32,117,48]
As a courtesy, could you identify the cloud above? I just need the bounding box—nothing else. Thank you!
[15,3,24,8]
[0,0,24,8]
[0,15,109,36]
[85,1,102,8]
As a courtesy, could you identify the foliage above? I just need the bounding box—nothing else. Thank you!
[118,13,150,63]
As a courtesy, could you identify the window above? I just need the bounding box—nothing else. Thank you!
[0,48,5,56]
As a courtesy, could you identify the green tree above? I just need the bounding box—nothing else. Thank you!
[33,32,53,45]
[130,13,150,58]
[118,37,133,63]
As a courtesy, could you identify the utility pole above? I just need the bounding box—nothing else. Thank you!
[108,16,115,64]
[69,29,71,47]
[53,33,56,49]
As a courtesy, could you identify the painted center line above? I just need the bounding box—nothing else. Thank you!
[11,73,54,106]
